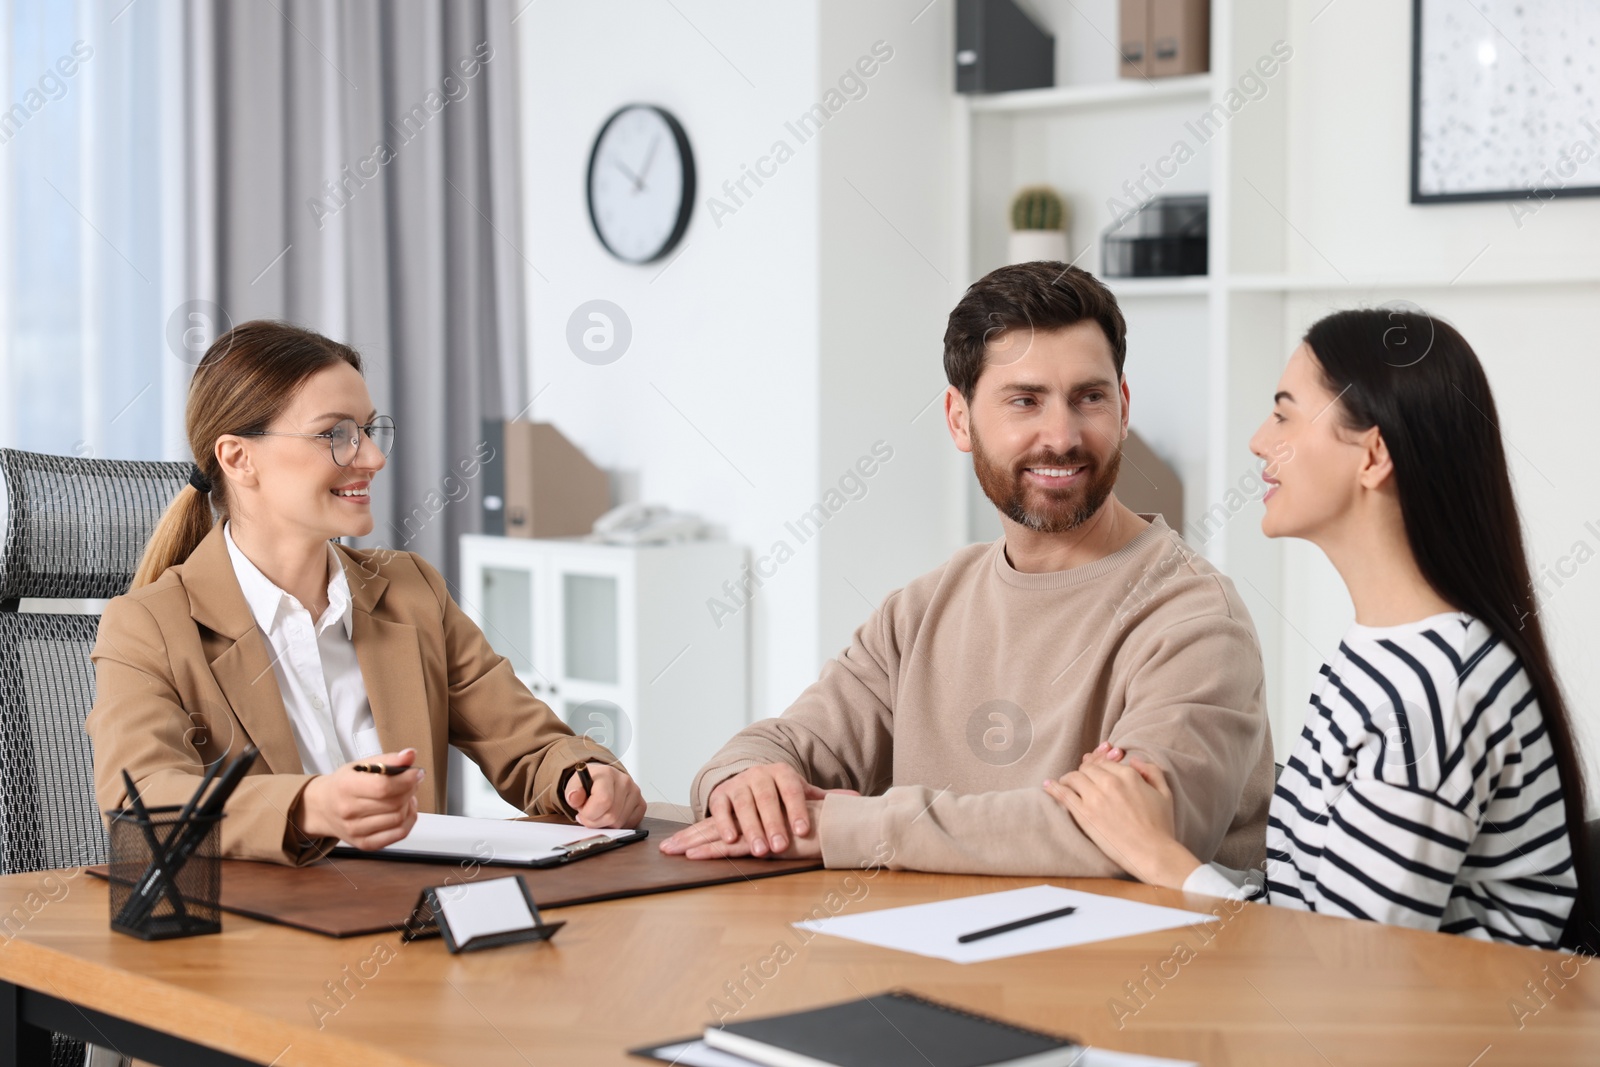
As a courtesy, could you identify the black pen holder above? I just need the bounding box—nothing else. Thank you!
[107,805,223,940]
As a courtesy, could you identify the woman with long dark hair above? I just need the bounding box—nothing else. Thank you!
[1046,307,1589,950]
[88,320,645,865]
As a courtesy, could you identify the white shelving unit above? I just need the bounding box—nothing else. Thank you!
[1106,275,1212,298]
[1227,272,1600,292]
[954,0,1301,753]
[965,72,1211,115]
[453,534,748,814]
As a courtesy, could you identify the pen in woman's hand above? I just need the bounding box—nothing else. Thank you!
[349,747,421,777]
[352,761,410,776]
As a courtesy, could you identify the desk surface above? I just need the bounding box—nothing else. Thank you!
[1,860,1596,1066]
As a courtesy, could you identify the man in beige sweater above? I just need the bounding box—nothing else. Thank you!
[661,262,1274,875]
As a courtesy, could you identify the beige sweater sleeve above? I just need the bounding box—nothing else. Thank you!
[820,606,1269,875]
[690,593,904,815]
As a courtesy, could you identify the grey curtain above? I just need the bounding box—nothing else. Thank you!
[170,0,528,581]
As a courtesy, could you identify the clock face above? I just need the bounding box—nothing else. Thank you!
[586,105,695,264]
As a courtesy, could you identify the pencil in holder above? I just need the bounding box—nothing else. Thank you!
[107,804,223,940]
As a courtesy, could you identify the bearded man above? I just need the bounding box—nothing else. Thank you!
[661,262,1275,876]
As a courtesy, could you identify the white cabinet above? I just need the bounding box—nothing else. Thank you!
[453,535,749,814]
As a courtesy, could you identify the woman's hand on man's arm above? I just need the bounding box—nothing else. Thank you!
[1043,748,1204,889]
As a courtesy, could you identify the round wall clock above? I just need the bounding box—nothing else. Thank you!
[586,104,695,264]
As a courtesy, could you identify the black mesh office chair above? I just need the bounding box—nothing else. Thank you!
[0,447,191,1067]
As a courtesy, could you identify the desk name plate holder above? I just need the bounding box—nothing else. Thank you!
[402,874,565,953]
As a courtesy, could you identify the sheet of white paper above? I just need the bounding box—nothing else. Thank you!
[435,876,536,945]
[348,812,634,864]
[646,1039,1197,1067]
[793,884,1217,964]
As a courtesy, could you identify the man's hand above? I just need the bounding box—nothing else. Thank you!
[562,762,647,828]
[661,798,827,860]
[659,764,859,859]
[686,764,842,856]
[1042,753,1200,889]
[296,748,424,850]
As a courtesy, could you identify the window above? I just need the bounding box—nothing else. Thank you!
[2,0,172,461]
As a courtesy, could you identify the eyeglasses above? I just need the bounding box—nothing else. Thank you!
[235,416,395,467]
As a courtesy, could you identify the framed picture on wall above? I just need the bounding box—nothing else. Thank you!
[1410,0,1600,204]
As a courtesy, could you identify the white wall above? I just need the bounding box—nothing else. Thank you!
[517,1,964,722]
[814,3,966,661]
[1275,1,1600,802]
[1034,0,1134,89]
[1287,3,1600,283]
[519,2,824,720]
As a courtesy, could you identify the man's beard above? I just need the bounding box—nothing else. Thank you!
[971,425,1121,534]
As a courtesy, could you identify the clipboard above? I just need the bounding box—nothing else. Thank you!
[330,812,649,868]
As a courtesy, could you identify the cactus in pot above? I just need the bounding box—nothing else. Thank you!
[1011,186,1066,231]
[1008,184,1071,264]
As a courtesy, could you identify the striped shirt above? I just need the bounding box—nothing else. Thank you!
[1184,611,1576,949]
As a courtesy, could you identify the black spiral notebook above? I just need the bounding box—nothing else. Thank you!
[636,990,1081,1067]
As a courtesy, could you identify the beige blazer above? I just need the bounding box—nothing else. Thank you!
[86,523,619,865]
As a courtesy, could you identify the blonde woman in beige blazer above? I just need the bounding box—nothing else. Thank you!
[87,321,644,866]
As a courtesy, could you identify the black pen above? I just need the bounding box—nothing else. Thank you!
[577,763,594,796]
[174,758,224,827]
[352,761,411,776]
[119,771,189,919]
[957,905,1078,944]
[120,769,152,824]
[119,771,172,866]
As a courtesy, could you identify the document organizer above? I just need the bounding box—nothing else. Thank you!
[401,874,565,953]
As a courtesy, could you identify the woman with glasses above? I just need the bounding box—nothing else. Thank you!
[87,320,645,865]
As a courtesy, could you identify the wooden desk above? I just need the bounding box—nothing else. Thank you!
[0,861,1596,1066]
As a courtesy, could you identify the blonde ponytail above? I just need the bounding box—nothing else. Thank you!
[125,319,364,592]
[130,481,216,590]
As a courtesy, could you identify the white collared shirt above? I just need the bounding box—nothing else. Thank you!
[223,522,380,774]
